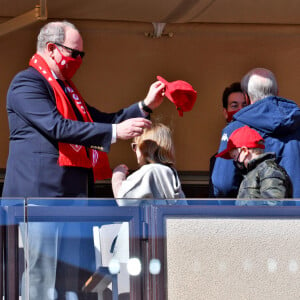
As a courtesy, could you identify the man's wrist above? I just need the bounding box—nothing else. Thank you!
[140,100,153,114]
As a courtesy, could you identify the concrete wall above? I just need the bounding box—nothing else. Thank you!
[167,218,300,299]
[1,20,300,171]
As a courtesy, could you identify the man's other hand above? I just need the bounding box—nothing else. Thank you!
[116,118,152,140]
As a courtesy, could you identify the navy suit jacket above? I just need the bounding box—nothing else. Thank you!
[2,67,144,198]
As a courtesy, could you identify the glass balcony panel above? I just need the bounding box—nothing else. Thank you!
[23,199,141,300]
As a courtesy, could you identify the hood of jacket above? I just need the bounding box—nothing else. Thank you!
[233,96,300,137]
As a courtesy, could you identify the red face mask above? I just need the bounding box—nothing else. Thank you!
[226,109,241,123]
[54,46,82,80]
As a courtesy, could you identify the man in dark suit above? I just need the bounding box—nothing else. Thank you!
[2,20,165,299]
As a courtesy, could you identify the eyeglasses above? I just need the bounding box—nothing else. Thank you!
[53,42,85,59]
[131,143,137,152]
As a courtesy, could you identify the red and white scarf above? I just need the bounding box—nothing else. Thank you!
[29,53,112,181]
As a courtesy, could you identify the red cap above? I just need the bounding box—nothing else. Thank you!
[157,75,197,117]
[216,126,265,159]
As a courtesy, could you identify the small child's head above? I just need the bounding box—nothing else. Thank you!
[133,123,175,167]
[216,126,265,171]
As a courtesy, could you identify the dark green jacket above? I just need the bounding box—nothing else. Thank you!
[236,153,293,206]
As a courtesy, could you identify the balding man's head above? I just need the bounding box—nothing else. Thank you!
[241,68,278,103]
[37,21,78,53]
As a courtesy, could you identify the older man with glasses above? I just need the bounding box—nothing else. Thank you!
[2,20,165,299]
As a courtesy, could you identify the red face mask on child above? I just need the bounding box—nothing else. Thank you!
[54,46,82,80]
